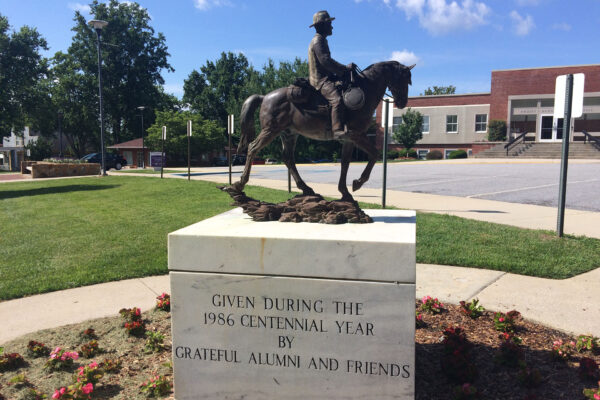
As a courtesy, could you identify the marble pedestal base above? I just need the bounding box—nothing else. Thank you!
[168,208,416,399]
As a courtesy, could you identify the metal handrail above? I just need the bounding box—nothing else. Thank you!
[504,131,529,156]
[582,130,600,147]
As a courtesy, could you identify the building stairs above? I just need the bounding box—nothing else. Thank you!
[474,142,600,159]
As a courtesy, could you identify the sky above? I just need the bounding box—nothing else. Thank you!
[1,0,599,99]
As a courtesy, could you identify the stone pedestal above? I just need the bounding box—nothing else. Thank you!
[168,208,416,399]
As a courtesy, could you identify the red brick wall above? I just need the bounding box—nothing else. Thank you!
[406,93,491,107]
[490,65,600,121]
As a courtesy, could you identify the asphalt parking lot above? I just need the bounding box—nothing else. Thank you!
[242,160,600,212]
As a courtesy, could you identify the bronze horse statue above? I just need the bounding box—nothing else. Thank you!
[229,61,413,202]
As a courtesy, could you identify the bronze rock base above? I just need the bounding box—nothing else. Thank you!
[219,186,373,224]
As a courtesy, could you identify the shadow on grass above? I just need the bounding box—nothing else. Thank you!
[0,184,120,200]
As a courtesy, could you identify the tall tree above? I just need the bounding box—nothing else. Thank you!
[50,51,99,157]
[0,14,49,138]
[421,85,456,96]
[183,52,259,128]
[145,110,224,165]
[62,0,174,146]
[392,108,424,151]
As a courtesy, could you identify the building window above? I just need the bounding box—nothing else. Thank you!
[388,116,402,135]
[475,114,487,132]
[417,149,429,159]
[422,115,430,134]
[446,115,458,133]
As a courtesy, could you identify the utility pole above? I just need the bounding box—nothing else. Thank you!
[187,120,192,181]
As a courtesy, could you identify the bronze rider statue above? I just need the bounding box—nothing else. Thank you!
[308,10,355,140]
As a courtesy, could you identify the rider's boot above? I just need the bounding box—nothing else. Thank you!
[331,101,350,140]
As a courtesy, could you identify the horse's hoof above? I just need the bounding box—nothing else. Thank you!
[219,182,243,195]
[352,179,363,192]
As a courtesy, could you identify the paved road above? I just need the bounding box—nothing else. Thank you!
[220,161,600,212]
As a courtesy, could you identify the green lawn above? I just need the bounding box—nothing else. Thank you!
[1,176,599,300]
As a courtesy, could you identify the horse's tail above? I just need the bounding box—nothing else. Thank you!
[238,94,264,154]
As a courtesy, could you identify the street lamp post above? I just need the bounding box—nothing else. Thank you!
[137,106,145,168]
[57,111,63,158]
[88,19,108,175]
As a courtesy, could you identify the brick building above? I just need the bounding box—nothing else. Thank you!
[107,138,149,168]
[377,64,600,158]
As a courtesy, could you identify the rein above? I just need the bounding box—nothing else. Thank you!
[354,64,395,102]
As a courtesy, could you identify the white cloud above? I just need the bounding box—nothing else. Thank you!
[68,2,91,13]
[552,22,571,31]
[395,0,490,35]
[194,0,231,11]
[390,50,421,65]
[515,0,540,6]
[510,10,535,36]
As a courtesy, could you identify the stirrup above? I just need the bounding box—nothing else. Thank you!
[333,125,350,140]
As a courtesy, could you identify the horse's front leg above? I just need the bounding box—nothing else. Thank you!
[281,131,315,196]
[232,128,278,192]
[337,140,355,202]
[348,134,380,192]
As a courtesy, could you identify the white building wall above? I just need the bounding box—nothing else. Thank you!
[391,104,490,145]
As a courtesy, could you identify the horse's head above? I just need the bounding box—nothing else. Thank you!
[389,62,414,109]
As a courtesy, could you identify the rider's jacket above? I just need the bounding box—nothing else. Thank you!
[308,33,347,90]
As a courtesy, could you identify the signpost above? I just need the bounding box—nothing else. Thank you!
[554,73,585,237]
[161,126,166,179]
[187,120,192,181]
[380,98,393,208]
[227,114,234,185]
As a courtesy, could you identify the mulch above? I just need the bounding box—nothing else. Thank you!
[415,302,600,399]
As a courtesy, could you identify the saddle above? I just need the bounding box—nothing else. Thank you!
[287,77,365,112]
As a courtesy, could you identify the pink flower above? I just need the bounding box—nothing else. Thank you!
[499,317,505,322]
[52,387,66,399]
[593,393,600,400]
[89,361,98,368]
[81,383,94,394]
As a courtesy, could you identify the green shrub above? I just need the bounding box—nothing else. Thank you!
[426,150,443,160]
[387,150,400,159]
[448,150,468,159]
[401,149,418,158]
[488,120,507,141]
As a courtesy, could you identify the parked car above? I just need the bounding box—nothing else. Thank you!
[232,154,246,165]
[265,158,278,165]
[81,152,127,170]
[212,156,228,166]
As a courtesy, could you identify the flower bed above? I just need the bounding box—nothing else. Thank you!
[0,297,599,399]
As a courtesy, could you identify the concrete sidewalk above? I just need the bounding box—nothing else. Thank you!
[112,167,600,239]
[2,264,598,345]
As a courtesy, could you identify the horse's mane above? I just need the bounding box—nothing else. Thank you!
[361,61,405,78]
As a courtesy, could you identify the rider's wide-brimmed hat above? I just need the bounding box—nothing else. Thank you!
[309,10,335,28]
